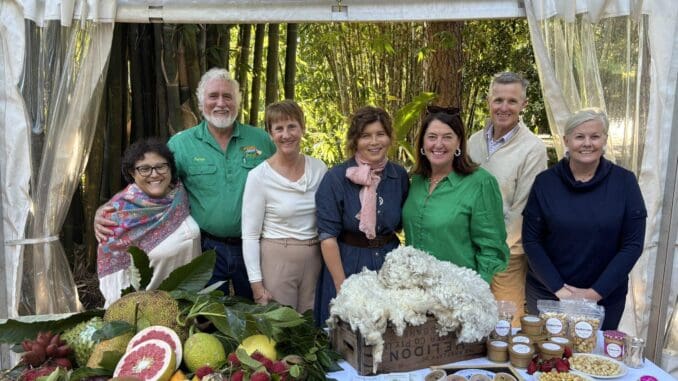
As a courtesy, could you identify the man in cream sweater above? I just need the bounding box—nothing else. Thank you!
[468,72,547,326]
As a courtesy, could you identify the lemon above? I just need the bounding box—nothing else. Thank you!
[237,334,277,360]
[182,333,227,372]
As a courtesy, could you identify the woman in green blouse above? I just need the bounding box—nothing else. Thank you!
[402,107,509,283]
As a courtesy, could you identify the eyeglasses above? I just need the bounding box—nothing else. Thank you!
[135,163,170,177]
[426,105,461,116]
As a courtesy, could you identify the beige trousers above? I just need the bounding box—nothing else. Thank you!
[491,253,528,327]
[261,238,322,314]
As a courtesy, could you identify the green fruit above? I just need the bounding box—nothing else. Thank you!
[114,339,176,381]
[104,291,185,339]
[62,317,105,367]
[87,332,134,369]
[182,333,226,372]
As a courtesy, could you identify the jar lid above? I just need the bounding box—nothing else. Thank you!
[511,335,531,344]
[549,336,570,345]
[639,376,657,381]
[490,340,509,348]
[510,343,533,356]
[539,342,563,352]
[522,315,542,323]
[603,330,626,340]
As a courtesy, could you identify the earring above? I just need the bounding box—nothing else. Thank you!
[420,148,426,155]
[455,148,462,157]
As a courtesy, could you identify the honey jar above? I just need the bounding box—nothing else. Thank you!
[538,342,564,360]
[509,343,534,368]
[487,340,509,362]
[520,315,543,336]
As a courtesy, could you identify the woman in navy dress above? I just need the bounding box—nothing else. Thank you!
[314,106,409,326]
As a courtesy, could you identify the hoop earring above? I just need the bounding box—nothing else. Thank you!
[455,148,462,157]
[420,148,426,155]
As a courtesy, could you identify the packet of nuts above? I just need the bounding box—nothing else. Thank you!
[565,300,605,353]
[537,300,568,337]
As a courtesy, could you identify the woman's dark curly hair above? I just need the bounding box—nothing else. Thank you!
[121,138,177,185]
[345,106,393,157]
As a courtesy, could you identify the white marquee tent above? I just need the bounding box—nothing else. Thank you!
[1,0,677,373]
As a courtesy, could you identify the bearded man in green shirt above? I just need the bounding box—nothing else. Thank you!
[96,68,275,300]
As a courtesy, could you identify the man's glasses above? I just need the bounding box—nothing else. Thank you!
[135,163,170,177]
[426,105,461,116]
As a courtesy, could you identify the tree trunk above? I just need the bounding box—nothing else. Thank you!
[284,23,298,100]
[163,24,183,134]
[236,24,252,122]
[265,23,280,106]
[424,21,464,107]
[181,25,202,117]
[206,24,231,70]
[249,24,265,126]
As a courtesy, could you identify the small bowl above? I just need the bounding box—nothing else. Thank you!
[425,369,447,381]
[494,373,517,381]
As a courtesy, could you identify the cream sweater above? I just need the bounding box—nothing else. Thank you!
[468,121,547,255]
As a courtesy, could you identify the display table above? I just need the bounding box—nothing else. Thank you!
[328,332,675,380]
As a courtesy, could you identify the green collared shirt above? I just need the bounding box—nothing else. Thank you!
[168,120,275,237]
[402,168,509,283]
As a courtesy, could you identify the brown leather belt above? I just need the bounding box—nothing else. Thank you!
[338,231,398,249]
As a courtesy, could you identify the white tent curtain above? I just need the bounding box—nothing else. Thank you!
[2,0,116,316]
[524,0,678,367]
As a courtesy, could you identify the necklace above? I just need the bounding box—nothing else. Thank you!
[429,175,445,186]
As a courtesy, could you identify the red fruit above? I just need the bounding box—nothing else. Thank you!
[20,366,57,381]
[540,359,553,373]
[270,361,288,374]
[527,360,538,375]
[46,344,58,357]
[250,371,271,381]
[52,357,73,369]
[227,352,240,366]
[563,346,573,358]
[555,358,569,372]
[262,358,274,372]
[251,351,266,361]
[195,366,214,379]
[231,370,245,381]
[22,340,33,352]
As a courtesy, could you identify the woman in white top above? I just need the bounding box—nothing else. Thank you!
[97,139,201,307]
[242,100,327,312]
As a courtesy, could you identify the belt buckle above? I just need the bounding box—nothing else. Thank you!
[366,238,381,248]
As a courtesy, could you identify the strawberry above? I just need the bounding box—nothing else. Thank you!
[555,358,569,372]
[563,346,573,358]
[527,359,538,375]
[540,359,553,373]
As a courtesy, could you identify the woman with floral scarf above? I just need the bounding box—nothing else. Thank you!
[314,106,409,326]
[97,139,201,307]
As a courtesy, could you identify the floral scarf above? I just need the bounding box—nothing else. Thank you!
[345,154,388,239]
[97,182,190,277]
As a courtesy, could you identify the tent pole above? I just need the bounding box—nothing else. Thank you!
[646,71,678,362]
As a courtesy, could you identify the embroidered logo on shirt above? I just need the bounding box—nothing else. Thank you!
[241,145,262,158]
[193,156,206,162]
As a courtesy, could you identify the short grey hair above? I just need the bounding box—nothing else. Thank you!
[196,67,241,111]
[488,72,529,99]
[564,108,609,136]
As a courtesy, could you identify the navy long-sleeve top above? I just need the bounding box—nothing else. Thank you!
[522,157,647,305]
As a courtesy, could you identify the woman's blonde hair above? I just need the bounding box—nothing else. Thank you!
[564,108,609,136]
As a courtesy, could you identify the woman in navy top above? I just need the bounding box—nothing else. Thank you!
[522,108,646,330]
[314,106,409,326]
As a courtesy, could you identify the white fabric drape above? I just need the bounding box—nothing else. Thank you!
[0,0,31,321]
[0,0,116,316]
[525,0,678,363]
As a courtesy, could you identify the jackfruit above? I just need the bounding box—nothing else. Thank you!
[86,332,134,369]
[61,317,105,367]
[104,290,185,339]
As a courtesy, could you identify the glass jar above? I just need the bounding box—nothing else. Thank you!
[603,330,626,360]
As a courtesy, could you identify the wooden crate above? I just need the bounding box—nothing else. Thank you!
[330,317,487,375]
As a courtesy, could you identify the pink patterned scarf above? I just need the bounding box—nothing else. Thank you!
[97,182,190,277]
[345,154,388,239]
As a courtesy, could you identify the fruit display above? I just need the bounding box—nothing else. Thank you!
[526,344,573,375]
[0,250,341,381]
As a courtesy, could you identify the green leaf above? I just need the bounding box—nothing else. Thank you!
[0,310,103,344]
[289,364,302,378]
[128,246,153,290]
[91,321,134,342]
[261,307,302,323]
[235,347,262,370]
[40,367,66,381]
[69,367,113,381]
[158,250,216,292]
[254,316,274,338]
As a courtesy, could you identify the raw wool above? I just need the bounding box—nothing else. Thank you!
[327,246,498,373]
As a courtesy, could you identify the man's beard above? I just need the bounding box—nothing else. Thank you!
[204,110,237,129]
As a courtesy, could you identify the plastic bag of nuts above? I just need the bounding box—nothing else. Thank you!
[565,300,605,353]
[537,300,569,337]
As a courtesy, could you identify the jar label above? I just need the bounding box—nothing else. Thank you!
[512,344,531,354]
[550,337,568,344]
[492,340,508,348]
[513,336,530,343]
[523,316,540,323]
[542,342,560,351]
[545,318,564,334]
[575,321,594,338]
[606,343,623,358]
[495,320,511,336]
